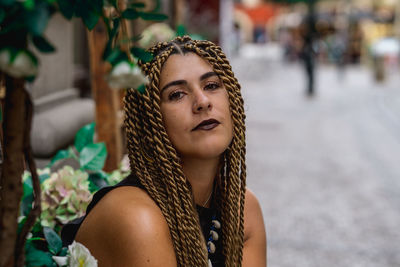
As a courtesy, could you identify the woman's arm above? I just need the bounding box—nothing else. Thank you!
[75,186,177,267]
[243,189,267,267]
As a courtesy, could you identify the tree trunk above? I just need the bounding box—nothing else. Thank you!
[0,75,26,267]
[88,23,123,172]
[15,91,41,267]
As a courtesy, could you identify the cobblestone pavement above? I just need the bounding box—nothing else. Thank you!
[231,44,400,267]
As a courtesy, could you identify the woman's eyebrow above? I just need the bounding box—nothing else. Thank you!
[160,72,217,94]
[200,72,218,81]
[161,80,187,94]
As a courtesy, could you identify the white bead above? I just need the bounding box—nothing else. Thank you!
[207,241,216,253]
[212,220,221,229]
[210,230,219,241]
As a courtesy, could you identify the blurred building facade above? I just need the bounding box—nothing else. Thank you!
[231,0,399,73]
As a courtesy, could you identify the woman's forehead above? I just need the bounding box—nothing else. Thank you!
[166,52,211,66]
[159,53,215,83]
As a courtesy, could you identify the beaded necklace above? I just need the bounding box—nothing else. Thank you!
[207,215,221,267]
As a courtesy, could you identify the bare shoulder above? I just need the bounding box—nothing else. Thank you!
[75,186,177,267]
[244,189,263,219]
[243,188,267,267]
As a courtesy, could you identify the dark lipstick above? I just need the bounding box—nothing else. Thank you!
[192,119,220,131]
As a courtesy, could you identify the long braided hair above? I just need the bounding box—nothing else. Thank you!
[123,36,246,266]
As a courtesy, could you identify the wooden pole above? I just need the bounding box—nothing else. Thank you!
[87,22,122,172]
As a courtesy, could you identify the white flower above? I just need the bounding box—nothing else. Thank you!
[52,256,68,266]
[0,49,38,78]
[68,241,97,267]
[120,154,130,173]
[52,241,97,267]
[139,23,175,49]
[107,61,148,90]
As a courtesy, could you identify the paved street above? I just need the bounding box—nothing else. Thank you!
[231,44,400,267]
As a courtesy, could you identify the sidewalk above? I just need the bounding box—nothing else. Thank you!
[232,43,400,267]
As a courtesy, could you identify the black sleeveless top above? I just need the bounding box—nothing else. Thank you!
[61,174,225,266]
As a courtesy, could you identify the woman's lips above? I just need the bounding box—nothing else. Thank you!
[192,119,220,131]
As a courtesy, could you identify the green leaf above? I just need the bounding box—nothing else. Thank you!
[131,47,153,62]
[75,1,99,30]
[25,3,50,36]
[32,35,55,53]
[59,247,68,256]
[39,172,51,184]
[102,39,113,61]
[109,18,120,39]
[25,75,36,82]
[105,48,121,64]
[176,24,186,36]
[8,48,20,63]
[0,8,5,24]
[122,8,139,19]
[49,149,71,166]
[105,48,130,66]
[25,243,54,267]
[21,194,33,217]
[81,10,99,30]
[0,0,15,6]
[31,222,43,235]
[88,170,109,192]
[89,0,103,14]
[57,0,76,19]
[138,12,167,21]
[74,122,95,152]
[43,227,62,255]
[23,177,33,199]
[79,143,107,171]
[137,83,146,94]
[129,2,145,8]
[27,237,44,242]
[23,0,35,10]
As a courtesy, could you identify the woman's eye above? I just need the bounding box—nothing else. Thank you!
[204,82,220,91]
[168,91,185,101]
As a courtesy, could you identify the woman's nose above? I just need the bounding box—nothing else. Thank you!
[193,90,212,113]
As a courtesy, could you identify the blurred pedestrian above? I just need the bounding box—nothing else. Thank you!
[299,16,317,96]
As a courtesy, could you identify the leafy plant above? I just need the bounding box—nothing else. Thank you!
[18,120,131,265]
[49,122,107,172]
[0,1,166,266]
[20,162,128,265]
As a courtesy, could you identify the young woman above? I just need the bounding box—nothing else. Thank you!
[63,36,266,267]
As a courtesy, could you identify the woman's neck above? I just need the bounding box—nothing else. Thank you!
[181,156,220,207]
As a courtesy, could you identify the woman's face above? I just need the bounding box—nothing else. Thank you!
[159,52,233,161]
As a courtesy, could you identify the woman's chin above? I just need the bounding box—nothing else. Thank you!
[182,144,229,160]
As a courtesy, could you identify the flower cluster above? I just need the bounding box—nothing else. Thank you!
[41,166,92,228]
